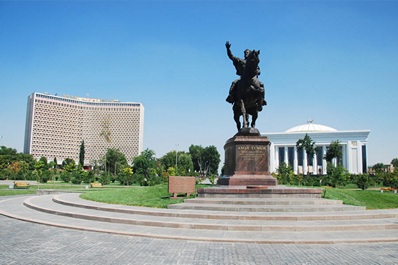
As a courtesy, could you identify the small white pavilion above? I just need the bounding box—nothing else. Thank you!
[263,121,370,175]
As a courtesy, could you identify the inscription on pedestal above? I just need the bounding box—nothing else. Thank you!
[224,135,270,176]
[237,145,267,161]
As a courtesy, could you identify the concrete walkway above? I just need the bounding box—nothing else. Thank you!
[1,213,398,265]
[1,193,398,264]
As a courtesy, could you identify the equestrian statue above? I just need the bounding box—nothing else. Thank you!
[225,41,266,132]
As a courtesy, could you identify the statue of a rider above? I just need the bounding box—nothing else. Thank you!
[225,41,266,111]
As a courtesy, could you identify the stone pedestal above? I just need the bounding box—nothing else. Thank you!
[217,128,277,186]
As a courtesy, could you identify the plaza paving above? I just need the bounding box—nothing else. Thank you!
[0,194,398,264]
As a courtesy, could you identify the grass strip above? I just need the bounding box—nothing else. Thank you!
[324,188,398,209]
[81,184,186,208]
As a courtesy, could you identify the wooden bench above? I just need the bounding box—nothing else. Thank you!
[380,187,398,193]
[14,181,30,189]
[90,182,103,188]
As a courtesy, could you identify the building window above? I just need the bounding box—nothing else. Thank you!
[278,147,285,165]
[316,147,323,166]
[288,147,294,167]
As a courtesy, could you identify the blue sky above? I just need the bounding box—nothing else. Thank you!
[0,0,397,166]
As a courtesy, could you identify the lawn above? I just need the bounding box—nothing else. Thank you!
[2,182,397,210]
[0,182,95,196]
[80,184,193,208]
[323,188,398,209]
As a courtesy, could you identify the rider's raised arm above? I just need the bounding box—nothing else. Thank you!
[225,41,234,61]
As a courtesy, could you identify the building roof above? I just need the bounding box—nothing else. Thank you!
[285,120,337,133]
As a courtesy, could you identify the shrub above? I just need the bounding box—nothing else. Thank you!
[383,172,398,188]
[276,162,294,185]
[99,172,111,185]
[118,167,134,186]
[352,174,374,190]
[60,171,71,183]
[326,163,350,187]
[83,170,95,184]
[39,170,51,183]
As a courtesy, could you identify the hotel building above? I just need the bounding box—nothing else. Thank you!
[263,121,370,175]
[24,92,144,165]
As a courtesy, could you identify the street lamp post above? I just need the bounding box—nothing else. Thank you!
[175,144,179,176]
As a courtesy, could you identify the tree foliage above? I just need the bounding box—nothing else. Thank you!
[296,134,316,159]
[159,151,193,176]
[189,145,220,176]
[132,149,161,186]
[276,162,294,185]
[79,140,85,167]
[391,158,398,169]
[105,148,127,176]
[296,134,316,174]
[325,162,350,188]
[34,157,50,183]
[324,140,342,164]
[372,163,385,173]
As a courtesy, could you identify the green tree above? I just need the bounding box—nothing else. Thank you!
[390,158,398,169]
[159,151,193,176]
[118,166,134,186]
[177,153,194,176]
[159,151,179,175]
[276,162,294,185]
[325,162,350,188]
[296,134,316,174]
[79,140,85,167]
[189,145,221,177]
[372,163,385,173]
[34,157,50,183]
[105,148,128,176]
[8,161,21,179]
[60,158,76,183]
[70,167,87,184]
[324,140,342,165]
[62,158,76,170]
[132,149,160,186]
[17,161,30,180]
[382,171,398,188]
[353,174,374,190]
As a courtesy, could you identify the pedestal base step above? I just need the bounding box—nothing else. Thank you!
[198,185,322,198]
[217,174,277,186]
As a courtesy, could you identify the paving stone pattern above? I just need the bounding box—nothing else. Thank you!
[1,214,398,265]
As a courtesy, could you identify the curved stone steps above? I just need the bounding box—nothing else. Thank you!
[183,197,345,205]
[167,203,365,212]
[0,193,398,244]
[54,193,394,221]
[21,195,397,232]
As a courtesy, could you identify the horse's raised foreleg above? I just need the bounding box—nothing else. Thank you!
[234,113,241,131]
[251,111,258,128]
[240,100,248,128]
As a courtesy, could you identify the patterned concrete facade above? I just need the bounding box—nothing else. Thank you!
[24,92,144,165]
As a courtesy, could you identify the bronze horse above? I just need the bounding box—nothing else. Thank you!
[232,50,264,131]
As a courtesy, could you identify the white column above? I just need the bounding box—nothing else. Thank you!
[313,150,317,175]
[322,145,327,175]
[293,146,298,175]
[270,143,275,173]
[344,142,349,172]
[275,145,279,171]
[303,151,307,175]
[357,141,363,174]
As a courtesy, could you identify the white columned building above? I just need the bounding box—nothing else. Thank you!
[263,121,370,175]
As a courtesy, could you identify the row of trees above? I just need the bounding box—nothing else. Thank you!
[0,144,221,187]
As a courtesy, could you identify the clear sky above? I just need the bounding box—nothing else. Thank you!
[1,0,397,166]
